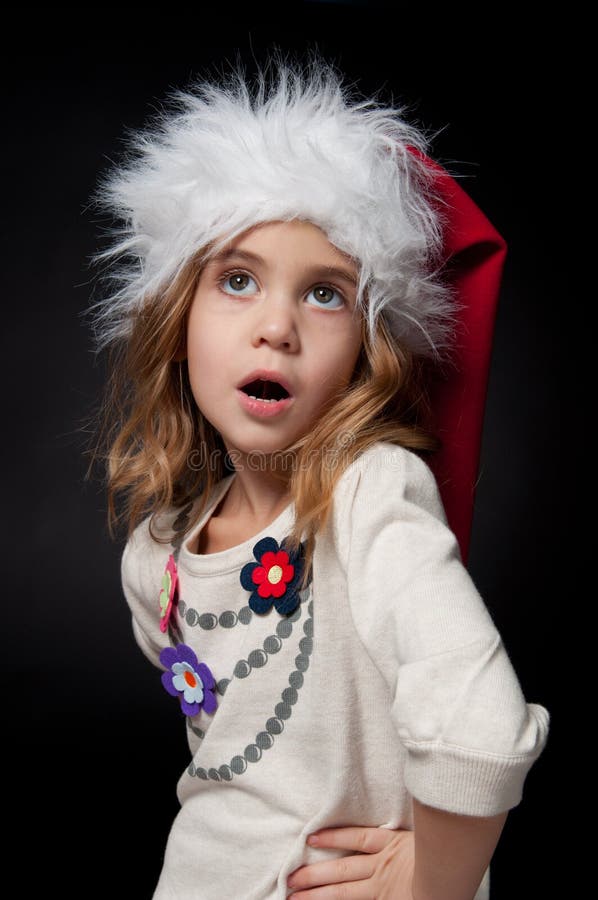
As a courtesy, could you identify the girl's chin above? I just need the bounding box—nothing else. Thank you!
[221,438,299,465]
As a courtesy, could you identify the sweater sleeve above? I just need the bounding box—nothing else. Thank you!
[120,517,170,669]
[334,443,550,817]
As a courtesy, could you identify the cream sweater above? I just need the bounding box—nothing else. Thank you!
[121,442,550,899]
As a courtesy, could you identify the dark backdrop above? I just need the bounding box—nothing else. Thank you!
[4,4,563,897]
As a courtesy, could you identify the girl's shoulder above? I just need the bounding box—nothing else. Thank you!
[120,502,207,666]
[122,504,185,562]
[329,441,457,573]
[121,474,233,585]
[334,440,445,515]
[120,508,179,606]
[120,496,205,602]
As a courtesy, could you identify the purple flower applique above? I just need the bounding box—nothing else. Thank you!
[159,643,217,717]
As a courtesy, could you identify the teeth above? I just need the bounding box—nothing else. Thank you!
[248,395,278,403]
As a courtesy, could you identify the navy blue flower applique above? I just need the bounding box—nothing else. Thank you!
[240,536,307,615]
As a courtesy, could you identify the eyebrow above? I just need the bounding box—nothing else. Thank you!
[209,247,359,288]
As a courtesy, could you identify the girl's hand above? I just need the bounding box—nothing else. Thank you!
[286,826,415,899]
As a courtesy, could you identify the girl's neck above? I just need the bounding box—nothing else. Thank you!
[190,454,293,556]
[221,450,293,526]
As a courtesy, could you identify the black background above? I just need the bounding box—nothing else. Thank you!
[4,3,564,897]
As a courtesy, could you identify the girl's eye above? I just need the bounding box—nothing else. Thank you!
[220,271,258,296]
[307,285,344,309]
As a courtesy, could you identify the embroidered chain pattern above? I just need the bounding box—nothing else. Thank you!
[178,597,253,630]
[187,593,313,781]
[164,496,314,782]
[180,590,309,697]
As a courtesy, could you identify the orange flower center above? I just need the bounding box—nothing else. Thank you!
[184,671,197,688]
[267,565,283,585]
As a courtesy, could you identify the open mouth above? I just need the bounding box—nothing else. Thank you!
[240,378,290,403]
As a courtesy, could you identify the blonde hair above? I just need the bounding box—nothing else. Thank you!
[87,247,440,581]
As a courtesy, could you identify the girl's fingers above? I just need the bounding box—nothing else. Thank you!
[287,828,406,895]
[287,852,375,896]
[308,826,401,854]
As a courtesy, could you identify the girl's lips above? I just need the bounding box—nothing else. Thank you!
[237,369,294,397]
[236,389,294,418]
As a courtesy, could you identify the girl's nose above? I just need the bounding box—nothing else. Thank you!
[251,297,300,352]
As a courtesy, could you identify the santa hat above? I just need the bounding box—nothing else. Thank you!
[88,59,506,562]
[87,59,457,356]
[415,150,507,564]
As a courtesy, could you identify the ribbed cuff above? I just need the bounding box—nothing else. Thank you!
[403,739,544,817]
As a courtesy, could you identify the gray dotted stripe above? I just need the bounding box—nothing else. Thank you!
[223,595,305,689]
[179,598,253,629]
[186,597,313,781]
[183,591,308,701]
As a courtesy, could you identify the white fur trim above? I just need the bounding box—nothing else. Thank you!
[87,56,457,358]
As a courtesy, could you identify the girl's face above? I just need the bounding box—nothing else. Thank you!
[186,219,363,458]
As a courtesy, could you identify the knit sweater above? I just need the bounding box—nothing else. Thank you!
[121,442,550,899]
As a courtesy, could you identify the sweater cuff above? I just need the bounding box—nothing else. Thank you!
[403,738,545,817]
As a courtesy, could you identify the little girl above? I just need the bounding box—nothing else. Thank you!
[88,56,550,900]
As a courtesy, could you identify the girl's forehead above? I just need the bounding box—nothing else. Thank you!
[209,219,360,272]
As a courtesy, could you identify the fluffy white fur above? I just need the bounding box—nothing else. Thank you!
[88,56,457,358]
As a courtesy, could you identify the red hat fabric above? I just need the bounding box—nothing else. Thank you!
[415,153,507,565]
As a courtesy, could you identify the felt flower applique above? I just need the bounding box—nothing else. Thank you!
[240,536,305,616]
[159,554,178,633]
[159,643,217,717]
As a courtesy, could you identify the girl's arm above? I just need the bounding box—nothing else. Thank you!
[286,805,507,898]
[411,798,508,900]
